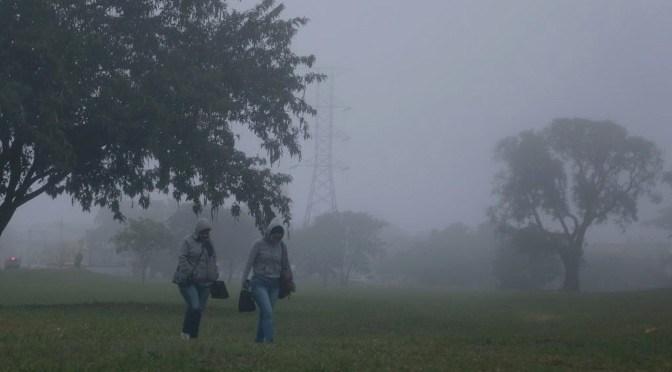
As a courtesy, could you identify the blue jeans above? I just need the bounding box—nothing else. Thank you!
[178,283,210,338]
[251,275,280,343]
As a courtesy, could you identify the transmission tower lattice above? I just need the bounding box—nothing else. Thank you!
[304,80,338,227]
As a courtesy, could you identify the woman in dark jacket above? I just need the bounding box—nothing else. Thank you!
[241,220,294,343]
[173,219,219,340]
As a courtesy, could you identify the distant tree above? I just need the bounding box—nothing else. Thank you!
[0,0,321,239]
[85,200,176,267]
[74,251,83,269]
[646,172,672,286]
[493,226,562,290]
[294,211,386,286]
[378,223,496,289]
[491,119,663,291]
[112,218,174,283]
[646,172,672,237]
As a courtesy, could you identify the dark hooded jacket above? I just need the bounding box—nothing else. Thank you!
[172,219,219,285]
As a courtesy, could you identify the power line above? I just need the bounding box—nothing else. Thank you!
[303,77,346,227]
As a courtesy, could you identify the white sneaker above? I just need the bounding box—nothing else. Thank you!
[180,332,191,340]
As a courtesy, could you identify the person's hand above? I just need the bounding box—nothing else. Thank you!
[242,279,250,291]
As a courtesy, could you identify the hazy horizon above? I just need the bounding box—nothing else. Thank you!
[5,0,672,240]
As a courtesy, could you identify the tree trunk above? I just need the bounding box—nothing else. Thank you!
[0,206,17,240]
[559,244,582,292]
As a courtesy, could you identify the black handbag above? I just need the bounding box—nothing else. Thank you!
[238,289,256,312]
[279,272,295,299]
[210,280,229,299]
[278,242,296,299]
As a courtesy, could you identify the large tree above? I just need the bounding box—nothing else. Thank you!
[646,172,672,237]
[490,119,663,291]
[493,226,562,290]
[0,0,320,237]
[112,217,174,283]
[293,211,386,286]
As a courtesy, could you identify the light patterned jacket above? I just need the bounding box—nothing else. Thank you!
[172,219,219,285]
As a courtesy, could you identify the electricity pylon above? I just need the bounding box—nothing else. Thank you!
[303,78,346,227]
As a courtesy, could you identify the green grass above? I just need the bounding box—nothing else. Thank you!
[1,270,671,371]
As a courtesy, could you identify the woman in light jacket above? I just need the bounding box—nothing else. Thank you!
[173,219,219,340]
[241,220,294,343]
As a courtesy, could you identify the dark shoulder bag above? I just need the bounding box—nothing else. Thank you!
[238,289,256,312]
[210,280,229,299]
[204,241,228,299]
[278,242,296,299]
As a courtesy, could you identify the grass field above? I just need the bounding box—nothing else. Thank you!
[0,270,671,371]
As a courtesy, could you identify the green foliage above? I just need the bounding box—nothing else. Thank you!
[85,200,177,268]
[546,120,662,226]
[112,218,174,282]
[647,172,672,238]
[491,119,663,290]
[492,131,568,224]
[0,0,321,237]
[493,226,562,290]
[379,223,496,288]
[2,270,672,371]
[493,119,662,229]
[293,211,386,285]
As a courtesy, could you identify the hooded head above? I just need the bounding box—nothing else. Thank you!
[264,219,285,244]
[193,219,212,239]
[193,218,214,256]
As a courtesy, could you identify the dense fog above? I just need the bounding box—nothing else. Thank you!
[2,0,672,291]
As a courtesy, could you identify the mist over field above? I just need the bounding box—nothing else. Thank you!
[3,1,672,370]
[2,0,672,291]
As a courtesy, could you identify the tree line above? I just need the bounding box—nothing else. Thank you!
[2,1,672,292]
[88,194,671,293]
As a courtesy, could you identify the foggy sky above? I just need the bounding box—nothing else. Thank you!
[8,0,672,236]
[281,0,672,232]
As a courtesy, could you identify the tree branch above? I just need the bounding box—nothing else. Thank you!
[14,171,67,208]
[566,212,579,232]
[558,216,572,238]
[4,139,24,203]
[0,139,10,170]
[531,207,546,232]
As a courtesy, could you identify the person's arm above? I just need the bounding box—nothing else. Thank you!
[282,242,294,277]
[173,239,193,284]
[281,242,296,293]
[241,243,259,288]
